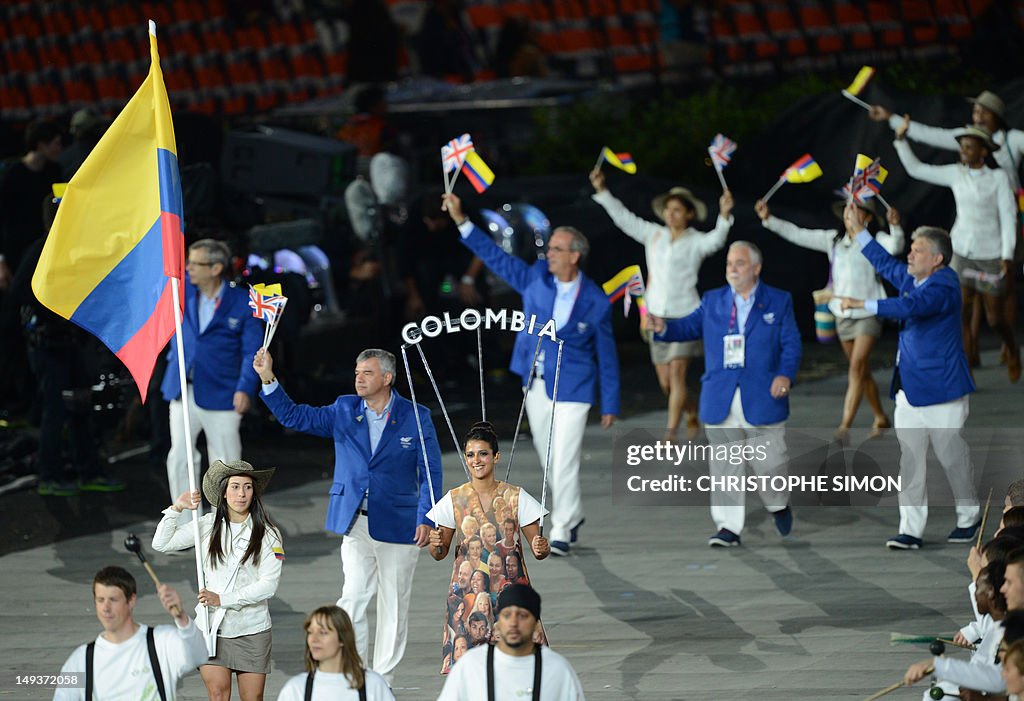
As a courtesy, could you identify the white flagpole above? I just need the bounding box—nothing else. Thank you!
[876,193,892,211]
[762,177,786,203]
[265,299,288,348]
[449,159,466,192]
[711,159,728,190]
[593,149,605,172]
[841,90,872,111]
[169,277,209,632]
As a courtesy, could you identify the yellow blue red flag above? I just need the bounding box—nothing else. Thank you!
[600,147,637,174]
[32,21,184,402]
[463,150,495,193]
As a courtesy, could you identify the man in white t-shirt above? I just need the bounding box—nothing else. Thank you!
[436,584,585,701]
[54,566,208,701]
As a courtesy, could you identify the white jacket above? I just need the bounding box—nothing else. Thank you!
[153,509,283,638]
[889,113,1024,191]
[761,215,904,319]
[592,189,731,317]
[894,138,1016,261]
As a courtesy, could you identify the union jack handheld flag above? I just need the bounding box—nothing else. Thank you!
[844,154,889,207]
[708,134,737,170]
[248,286,278,323]
[708,133,736,190]
[441,133,475,193]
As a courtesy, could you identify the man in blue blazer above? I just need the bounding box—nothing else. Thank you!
[840,203,979,550]
[160,239,262,508]
[651,241,802,547]
[443,193,620,557]
[253,346,442,683]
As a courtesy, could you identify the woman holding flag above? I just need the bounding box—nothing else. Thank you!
[754,194,903,440]
[153,459,284,701]
[590,168,733,441]
[427,421,550,675]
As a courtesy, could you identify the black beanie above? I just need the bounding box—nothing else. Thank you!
[496,583,541,620]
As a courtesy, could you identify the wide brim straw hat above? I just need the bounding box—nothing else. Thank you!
[831,198,880,221]
[967,90,1006,125]
[202,459,275,508]
[651,187,707,224]
[953,124,1000,152]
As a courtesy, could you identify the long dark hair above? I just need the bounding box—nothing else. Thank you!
[303,606,366,689]
[833,206,880,246]
[207,476,279,568]
[464,421,499,453]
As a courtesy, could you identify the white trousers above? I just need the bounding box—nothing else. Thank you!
[525,378,591,544]
[704,388,789,535]
[893,390,979,538]
[337,515,420,685]
[166,384,242,504]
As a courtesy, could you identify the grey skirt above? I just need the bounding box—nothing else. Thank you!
[206,628,272,674]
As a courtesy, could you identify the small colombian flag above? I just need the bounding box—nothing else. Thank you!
[462,151,495,193]
[601,147,637,174]
[782,154,823,184]
[273,546,285,561]
[845,66,875,96]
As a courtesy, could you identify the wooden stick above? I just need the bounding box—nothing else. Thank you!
[977,487,994,549]
[139,562,182,617]
[935,637,977,651]
[862,666,932,701]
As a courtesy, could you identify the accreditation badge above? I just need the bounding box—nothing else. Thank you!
[723,333,745,368]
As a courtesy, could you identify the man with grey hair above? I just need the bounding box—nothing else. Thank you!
[650,240,802,547]
[252,345,442,683]
[442,192,620,557]
[840,203,978,550]
[160,238,262,510]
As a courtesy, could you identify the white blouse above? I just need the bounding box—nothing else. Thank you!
[762,215,904,319]
[592,189,732,317]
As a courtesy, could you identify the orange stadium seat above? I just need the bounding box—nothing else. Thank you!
[764,2,810,57]
[900,0,939,44]
[933,0,974,40]
[731,3,779,59]
[795,1,842,54]
[864,1,905,47]
[833,1,874,50]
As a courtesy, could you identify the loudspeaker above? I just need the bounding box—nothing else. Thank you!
[221,126,357,198]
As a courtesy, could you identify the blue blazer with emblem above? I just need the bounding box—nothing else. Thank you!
[460,225,620,414]
[655,283,801,425]
[161,280,263,409]
[261,386,443,543]
[861,238,974,406]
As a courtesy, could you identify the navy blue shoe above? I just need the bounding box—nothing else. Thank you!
[886,534,923,550]
[708,529,741,547]
[570,519,585,544]
[550,540,570,557]
[772,506,793,536]
[948,521,982,544]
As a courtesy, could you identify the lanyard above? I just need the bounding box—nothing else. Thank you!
[728,300,739,335]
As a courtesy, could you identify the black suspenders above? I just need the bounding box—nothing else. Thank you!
[303,668,368,701]
[487,644,542,701]
[85,626,167,701]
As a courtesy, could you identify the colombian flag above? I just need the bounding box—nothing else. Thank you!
[845,66,875,96]
[601,147,637,174]
[782,154,823,183]
[602,264,647,317]
[463,150,495,193]
[32,22,184,402]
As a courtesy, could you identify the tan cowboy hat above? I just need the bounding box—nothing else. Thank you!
[953,124,1000,152]
[831,197,880,221]
[202,459,276,507]
[651,187,707,223]
[967,90,1006,124]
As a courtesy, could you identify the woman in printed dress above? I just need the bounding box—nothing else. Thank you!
[427,421,550,674]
